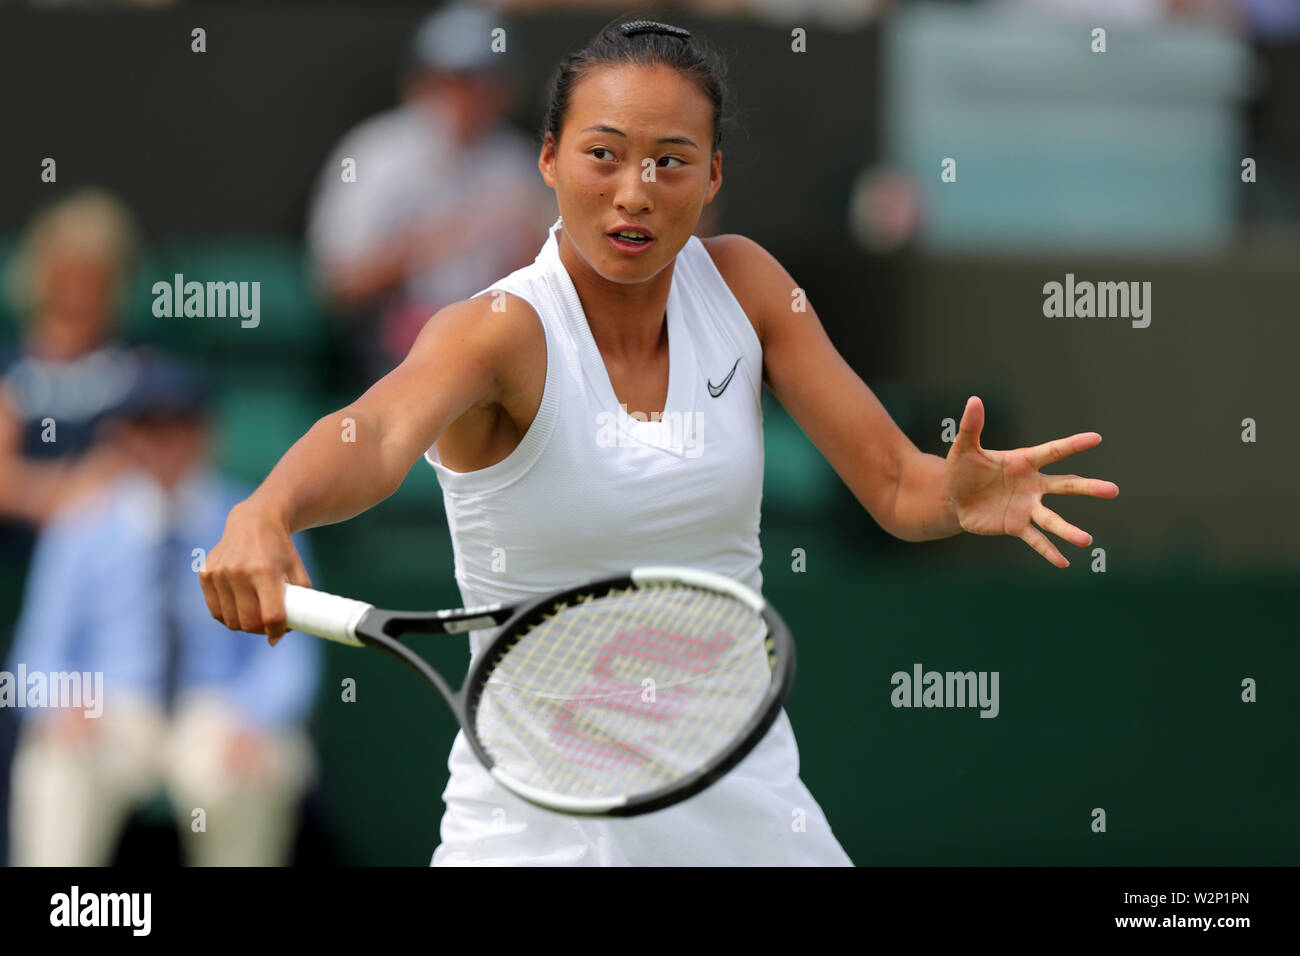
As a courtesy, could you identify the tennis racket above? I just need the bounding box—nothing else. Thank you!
[283,566,794,817]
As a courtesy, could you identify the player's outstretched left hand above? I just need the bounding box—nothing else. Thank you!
[944,396,1119,568]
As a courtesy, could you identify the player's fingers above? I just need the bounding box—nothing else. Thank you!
[1020,524,1068,568]
[249,567,288,644]
[1024,432,1100,469]
[210,573,245,632]
[198,568,226,625]
[225,568,267,634]
[953,395,985,451]
[1032,503,1091,548]
[1042,473,1119,498]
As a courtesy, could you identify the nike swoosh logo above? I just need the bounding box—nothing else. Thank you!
[707,357,742,398]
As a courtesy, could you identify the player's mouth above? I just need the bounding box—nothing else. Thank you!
[606,225,656,255]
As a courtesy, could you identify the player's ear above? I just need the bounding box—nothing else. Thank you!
[539,132,558,188]
[706,150,722,203]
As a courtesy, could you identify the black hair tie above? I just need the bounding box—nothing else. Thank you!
[620,20,691,41]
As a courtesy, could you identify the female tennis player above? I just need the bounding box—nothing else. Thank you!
[201,18,1118,865]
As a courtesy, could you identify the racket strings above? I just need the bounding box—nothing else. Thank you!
[473,584,773,800]
[483,630,767,700]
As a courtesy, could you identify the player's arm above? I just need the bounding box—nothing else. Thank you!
[201,294,521,639]
[708,234,960,543]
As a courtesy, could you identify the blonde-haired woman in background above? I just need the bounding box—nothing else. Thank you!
[0,186,143,524]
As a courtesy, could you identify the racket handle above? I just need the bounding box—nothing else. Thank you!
[283,583,372,647]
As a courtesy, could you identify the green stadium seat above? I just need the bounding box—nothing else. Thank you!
[125,239,328,350]
[761,394,840,518]
[0,237,19,335]
[213,385,322,488]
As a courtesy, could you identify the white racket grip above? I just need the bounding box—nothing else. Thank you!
[283,583,372,647]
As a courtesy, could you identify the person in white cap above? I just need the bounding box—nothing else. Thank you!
[306,1,556,381]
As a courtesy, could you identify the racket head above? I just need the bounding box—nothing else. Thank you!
[461,567,795,817]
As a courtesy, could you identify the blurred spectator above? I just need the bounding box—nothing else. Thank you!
[6,355,321,866]
[306,1,556,382]
[0,186,146,866]
[0,187,141,526]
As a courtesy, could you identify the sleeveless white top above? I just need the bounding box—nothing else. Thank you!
[424,216,851,865]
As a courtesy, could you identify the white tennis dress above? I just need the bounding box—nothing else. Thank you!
[424,216,852,866]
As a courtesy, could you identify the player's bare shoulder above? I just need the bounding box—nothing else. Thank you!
[366,290,546,469]
[700,233,796,348]
[403,291,546,471]
[463,290,545,411]
[420,290,543,363]
[407,290,545,404]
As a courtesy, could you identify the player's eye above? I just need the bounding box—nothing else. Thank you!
[658,156,685,168]
[589,147,615,161]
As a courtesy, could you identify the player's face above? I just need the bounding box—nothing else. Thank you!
[540,63,722,284]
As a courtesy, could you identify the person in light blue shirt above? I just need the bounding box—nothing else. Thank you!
[6,355,321,865]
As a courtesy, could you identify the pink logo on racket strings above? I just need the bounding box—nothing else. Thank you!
[547,626,735,771]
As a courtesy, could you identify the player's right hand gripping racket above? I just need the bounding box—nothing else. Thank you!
[284,566,794,817]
